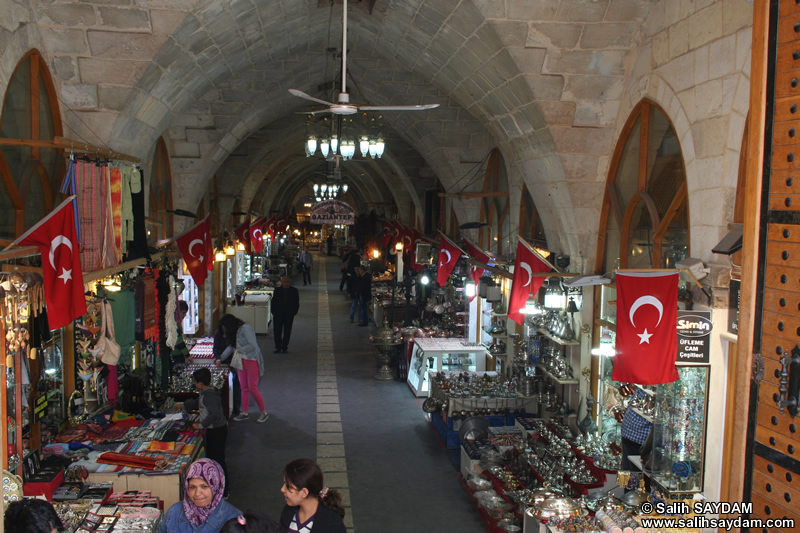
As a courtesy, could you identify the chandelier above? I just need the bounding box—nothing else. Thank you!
[305,113,385,160]
[312,182,349,202]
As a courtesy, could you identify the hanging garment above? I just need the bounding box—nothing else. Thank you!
[127,169,149,261]
[102,165,120,268]
[109,167,123,259]
[74,160,106,272]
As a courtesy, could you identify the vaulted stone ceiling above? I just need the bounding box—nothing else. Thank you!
[1,0,662,261]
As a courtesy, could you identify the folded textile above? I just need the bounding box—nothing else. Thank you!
[96,452,166,471]
[147,441,175,452]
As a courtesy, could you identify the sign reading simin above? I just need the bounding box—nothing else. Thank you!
[676,310,712,364]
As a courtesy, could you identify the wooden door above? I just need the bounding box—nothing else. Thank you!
[743,1,800,529]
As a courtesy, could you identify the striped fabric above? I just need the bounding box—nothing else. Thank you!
[109,167,123,259]
[75,160,105,272]
[102,165,119,267]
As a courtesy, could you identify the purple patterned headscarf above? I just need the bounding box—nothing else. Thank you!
[183,459,226,526]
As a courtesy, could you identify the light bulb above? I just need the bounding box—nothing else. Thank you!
[360,136,369,157]
[320,139,330,157]
[306,137,317,156]
[342,183,348,193]
[313,184,319,194]
[376,139,385,158]
[368,140,377,159]
[330,135,339,154]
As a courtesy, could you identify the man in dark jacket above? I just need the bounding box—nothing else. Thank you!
[355,266,372,326]
[272,276,300,353]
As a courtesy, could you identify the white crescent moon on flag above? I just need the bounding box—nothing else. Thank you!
[253,229,263,240]
[404,235,412,248]
[188,239,204,258]
[441,249,452,265]
[521,262,533,287]
[629,296,664,328]
[393,227,400,238]
[49,235,73,269]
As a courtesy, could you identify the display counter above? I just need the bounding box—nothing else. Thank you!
[226,289,272,334]
[407,339,487,397]
[429,372,538,417]
[61,416,202,510]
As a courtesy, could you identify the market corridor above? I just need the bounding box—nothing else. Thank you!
[223,252,486,532]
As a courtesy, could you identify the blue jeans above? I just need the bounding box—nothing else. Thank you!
[350,296,360,320]
[358,295,369,324]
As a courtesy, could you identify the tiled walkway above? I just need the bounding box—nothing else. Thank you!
[224,252,486,532]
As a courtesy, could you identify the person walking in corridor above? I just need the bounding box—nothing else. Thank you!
[355,266,372,326]
[219,314,269,423]
[299,247,313,286]
[272,276,299,353]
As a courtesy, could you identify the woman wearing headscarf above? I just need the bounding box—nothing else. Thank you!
[158,458,241,533]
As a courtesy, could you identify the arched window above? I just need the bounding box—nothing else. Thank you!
[596,100,689,272]
[148,138,173,242]
[477,149,511,255]
[519,184,547,248]
[0,50,64,241]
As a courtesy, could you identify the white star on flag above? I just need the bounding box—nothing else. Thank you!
[58,267,72,284]
[637,328,653,344]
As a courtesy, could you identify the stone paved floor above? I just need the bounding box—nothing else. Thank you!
[224,251,486,532]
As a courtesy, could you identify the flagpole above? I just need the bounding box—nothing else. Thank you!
[517,235,561,273]
[436,230,468,255]
[2,196,77,252]
[172,214,211,242]
[615,267,711,303]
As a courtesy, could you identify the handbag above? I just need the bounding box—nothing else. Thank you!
[230,349,243,371]
[91,300,121,365]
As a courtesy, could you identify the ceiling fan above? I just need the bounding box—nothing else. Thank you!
[288,0,439,116]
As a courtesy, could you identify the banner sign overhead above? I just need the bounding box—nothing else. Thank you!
[310,200,355,225]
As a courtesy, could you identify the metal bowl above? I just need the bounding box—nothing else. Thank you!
[526,496,583,520]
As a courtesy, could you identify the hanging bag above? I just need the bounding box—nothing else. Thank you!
[92,300,121,365]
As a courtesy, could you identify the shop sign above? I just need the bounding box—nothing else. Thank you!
[677,310,712,364]
[310,200,355,225]
[728,279,740,335]
[33,393,48,422]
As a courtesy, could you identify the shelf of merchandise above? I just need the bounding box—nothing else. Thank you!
[630,406,654,423]
[541,367,580,386]
[534,327,580,346]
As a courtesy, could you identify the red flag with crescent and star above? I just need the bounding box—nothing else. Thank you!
[380,219,394,248]
[436,234,462,286]
[176,217,212,287]
[464,237,493,301]
[17,197,86,329]
[508,239,552,325]
[250,217,265,254]
[234,221,251,254]
[613,271,680,385]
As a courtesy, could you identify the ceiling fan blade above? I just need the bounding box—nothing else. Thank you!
[288,89,338,107]
[359,104,440,111]
[295,109,333,115]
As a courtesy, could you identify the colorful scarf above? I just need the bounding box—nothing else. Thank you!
[183,459,225,526]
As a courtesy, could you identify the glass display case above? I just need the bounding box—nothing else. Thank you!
[650,365,709,493]
[407,338,487,397]
[178,264,200,335]
[37,337,66,446]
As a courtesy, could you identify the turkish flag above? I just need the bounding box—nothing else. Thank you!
[176,217,212,287]
[436,235,462,286]
[508,239,551,325]
[273,214,289,234]
[464,237,493,301]
[264,217,275,240]
[250,217,265,254]
[380,220,394,248]
[206,224,214,271]
[234,221,251,254]
[17,197,87,329]
[399,224,414,253]
[613,272,680,385]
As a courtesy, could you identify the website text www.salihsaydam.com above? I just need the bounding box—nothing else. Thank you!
[639,515,796,530]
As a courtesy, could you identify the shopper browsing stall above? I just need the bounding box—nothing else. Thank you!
[175,367,230,497]
[159,459,241,533]
[219,314,269,423]
[213,318,242,418]
[279,459,346,533]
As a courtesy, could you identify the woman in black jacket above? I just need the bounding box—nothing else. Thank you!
[279,459,345,533]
